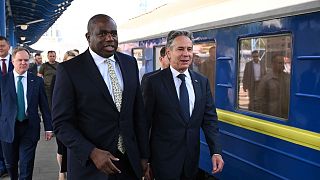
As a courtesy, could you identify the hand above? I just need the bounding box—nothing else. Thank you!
[212,154,224,174]
[141,159,152,180]
[45,132,53,141]
[90,148,120,175]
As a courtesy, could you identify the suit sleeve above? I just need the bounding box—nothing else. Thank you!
[142,73,156,157]
[242,62,249,90]
[201,78,222,156]
[52,65,95,167]
[38,77,53,131]
[140,74,147,93]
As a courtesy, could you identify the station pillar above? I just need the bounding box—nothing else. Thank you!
[8,17,16,47]
[0,0,6,36]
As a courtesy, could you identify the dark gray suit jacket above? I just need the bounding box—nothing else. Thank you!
[52,49,149,179]
[142,67,221,179]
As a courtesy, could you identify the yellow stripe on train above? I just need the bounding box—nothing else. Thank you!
[217,109,320,151]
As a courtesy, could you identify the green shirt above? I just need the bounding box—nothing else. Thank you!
[39,62,59,88]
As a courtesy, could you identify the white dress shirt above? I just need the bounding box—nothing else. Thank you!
[13,70,28,113]
[170,66,195,116]
[253,61,261,81]
[89,48,124,103]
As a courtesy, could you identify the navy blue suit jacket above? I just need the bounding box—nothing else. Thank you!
[8,55,14,73]
[28,63,38,75]
[0,71,52,143]
[140,68,161,92]
[52,49,149,179]
[142,67,222,179]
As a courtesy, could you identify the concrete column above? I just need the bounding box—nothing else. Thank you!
[0,0,6,36]
[8,17,16,47]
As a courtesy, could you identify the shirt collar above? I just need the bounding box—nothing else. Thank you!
[170,66,191,80]
[0,54,10,60]
[89,47,116,64]
[253,60,260,64]
[13,70,28,79]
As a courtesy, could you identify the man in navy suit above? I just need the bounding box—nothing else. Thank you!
[0,47,53,179]
[0,35,14,177]
[0,36,14,76]
[142,30,224,180]
[52,14,149,180]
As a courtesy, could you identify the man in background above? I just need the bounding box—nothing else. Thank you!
[141,46,169,91]
[38,50,58,108]
[257,54,289,119]
[0,36,14,75]
[199,45,216,96]
[28,53,43,76]
[242,50,266,111]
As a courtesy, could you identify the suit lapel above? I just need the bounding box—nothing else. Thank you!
[8,55,14,72]
[26,73,34,107]
[7,72,17,106]
[82,50,117,110]
[161,68,180,109]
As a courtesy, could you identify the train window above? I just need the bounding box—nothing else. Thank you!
[238,35,291,119]
[132,48,145,82]
[192,42,216,97]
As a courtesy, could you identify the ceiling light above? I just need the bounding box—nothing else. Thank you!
[20,24,28,30]
[20,36,26,41]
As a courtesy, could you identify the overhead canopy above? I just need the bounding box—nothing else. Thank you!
[6,0,74,45]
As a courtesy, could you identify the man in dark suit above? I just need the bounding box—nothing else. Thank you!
[242,50,266,111]
[142,30,224,180]
[52,14,149,180]
[0,35,14,177]
[0,36,14,76]
[0,47,53,179]
[28,53,43,76]
[141,46,169,92]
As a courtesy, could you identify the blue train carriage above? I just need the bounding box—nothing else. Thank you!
[118,1,320,179]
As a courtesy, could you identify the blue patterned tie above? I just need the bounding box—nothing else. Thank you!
[17,76,26,121]
[177,74,190,120]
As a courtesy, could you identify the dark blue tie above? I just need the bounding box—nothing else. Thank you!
[177,74,190,120]
[17,76,26,121]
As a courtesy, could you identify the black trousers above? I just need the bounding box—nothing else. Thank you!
[108,150,138,180]
[56,137,67,173]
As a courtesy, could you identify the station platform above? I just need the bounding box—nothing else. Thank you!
[3,124,60,180]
